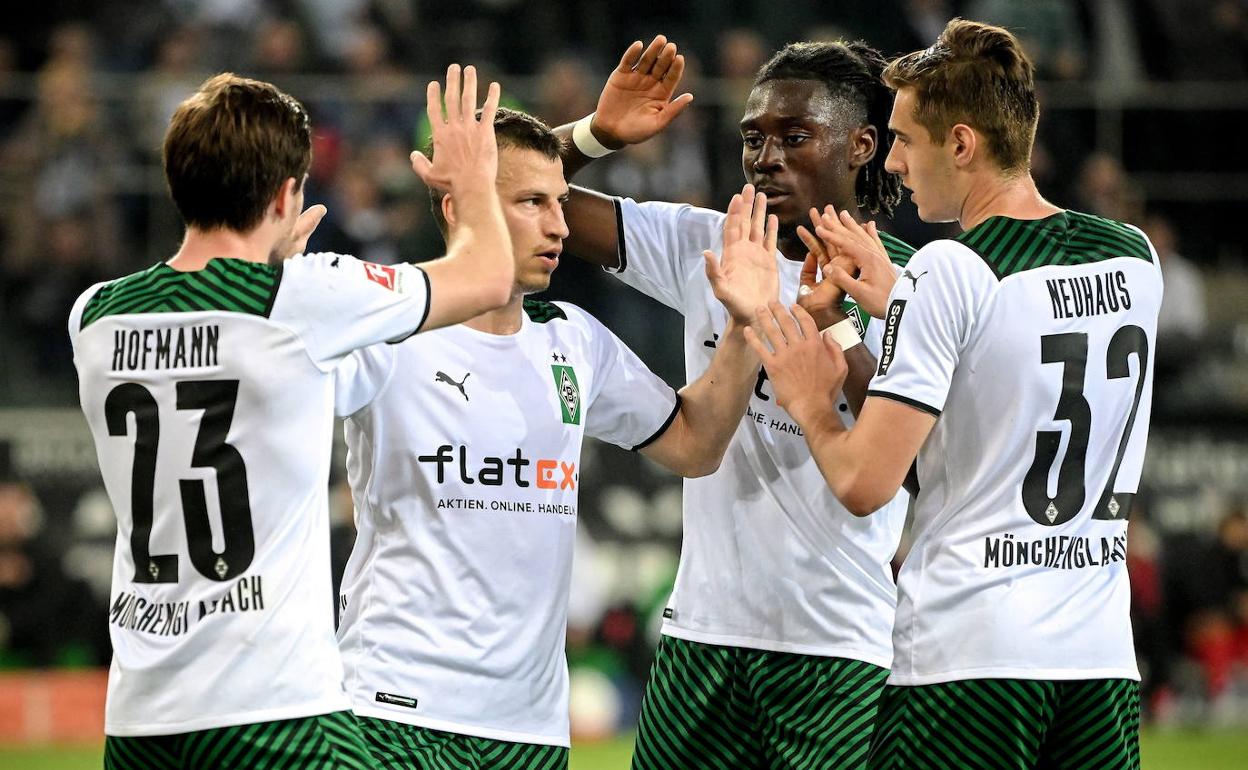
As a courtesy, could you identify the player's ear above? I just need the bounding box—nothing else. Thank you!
[950,124,977,169]
[849,124,877,170]
[440,192,456,229]
[272,177,299,220]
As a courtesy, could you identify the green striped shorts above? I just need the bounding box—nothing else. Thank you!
[358,716,567,770]
[869,678,1141,769]
[631,635,890,770]
[104,710,375,769]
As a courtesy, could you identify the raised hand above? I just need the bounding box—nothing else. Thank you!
[793,207,857,327]
[705,184,780,325]
[410,64,501,194]
[814,207,898,319]
[290,204,328,256]
[589,35,695,149]
[743,302,848,423]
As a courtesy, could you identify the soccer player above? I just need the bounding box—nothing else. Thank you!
[332,107,777,770]
[71,66,516,768]
[553,37,915,768]
[748,20,1160,769]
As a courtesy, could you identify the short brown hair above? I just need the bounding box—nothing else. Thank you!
[428,107,561,236]
[883,19,1039,175]
[163,73,312,232]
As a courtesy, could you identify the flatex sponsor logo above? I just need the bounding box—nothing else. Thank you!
[417,445,577,490]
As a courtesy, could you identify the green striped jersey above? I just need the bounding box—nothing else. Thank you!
[80,259,282,329]
[68,253,430,736]
[867,210,1162,684]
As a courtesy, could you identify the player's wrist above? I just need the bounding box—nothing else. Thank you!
[799,299,848,331]
[573,113,621,157]
[785,394,841,432]
[823,318,862,351]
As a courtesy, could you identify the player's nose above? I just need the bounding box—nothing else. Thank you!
[752,138,785,172]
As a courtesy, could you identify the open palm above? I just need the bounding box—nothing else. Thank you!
[593,36,694,147]
[706,185,780,325]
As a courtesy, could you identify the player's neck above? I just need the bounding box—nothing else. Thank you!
[167,226,275,271]
[463,294,524,336]
[959,172,1061,232]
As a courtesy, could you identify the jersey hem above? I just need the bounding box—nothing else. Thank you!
[886,666,1142,686]
[104,696,352,737]
[352,704,570,748]
[660,624,893,668]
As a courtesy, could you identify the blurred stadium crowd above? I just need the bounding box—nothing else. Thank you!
[1,0,1248,739]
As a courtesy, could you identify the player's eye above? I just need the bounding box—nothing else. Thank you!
[742,135,763,149]
[784,134,808,147]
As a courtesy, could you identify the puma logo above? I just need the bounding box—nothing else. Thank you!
[902,269,929,290]
[435,371,470,401]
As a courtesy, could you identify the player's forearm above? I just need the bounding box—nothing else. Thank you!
[645,321,759,477]
[555,119,621,180]
[563,186,622,269]
[841,344,877,418]
[786,403,871,516]
[418,186,514,330]
[554,123,593,179]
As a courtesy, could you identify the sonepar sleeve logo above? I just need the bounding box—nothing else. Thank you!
[551,364,581,425]
[877,299,907,377]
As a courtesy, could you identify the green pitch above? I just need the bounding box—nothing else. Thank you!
[4,730,1247,768]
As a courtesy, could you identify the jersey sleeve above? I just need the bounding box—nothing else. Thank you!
[67,281,109,354]
[866,242,995,416]
[271,253,431,371]
[333,343,398,418]
[562,303,680,451]
[611,198,725,314]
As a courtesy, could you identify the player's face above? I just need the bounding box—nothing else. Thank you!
[740,79,859,230]
[885,88,960,223]
[496,147,570,295]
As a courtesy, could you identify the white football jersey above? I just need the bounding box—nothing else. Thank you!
[868,211,1161,684]
[613,198,911,664]
[334,299,678,747]
[69,254,430,736]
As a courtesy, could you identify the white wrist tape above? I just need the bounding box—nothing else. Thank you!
[823,318,862,350]
[572,113,615,158]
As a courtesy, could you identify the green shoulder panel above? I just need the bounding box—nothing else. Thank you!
[878,230,916,268]
[81,259,281,330]
[523,298,567,324]
[955,211,1153,281]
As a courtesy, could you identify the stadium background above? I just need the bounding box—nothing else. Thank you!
[1,1,1247,767]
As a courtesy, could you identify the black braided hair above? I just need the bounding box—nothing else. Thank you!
[754,41,902,216]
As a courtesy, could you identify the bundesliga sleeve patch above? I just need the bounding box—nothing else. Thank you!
[877,299,907,376]
[362,262,398,291]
